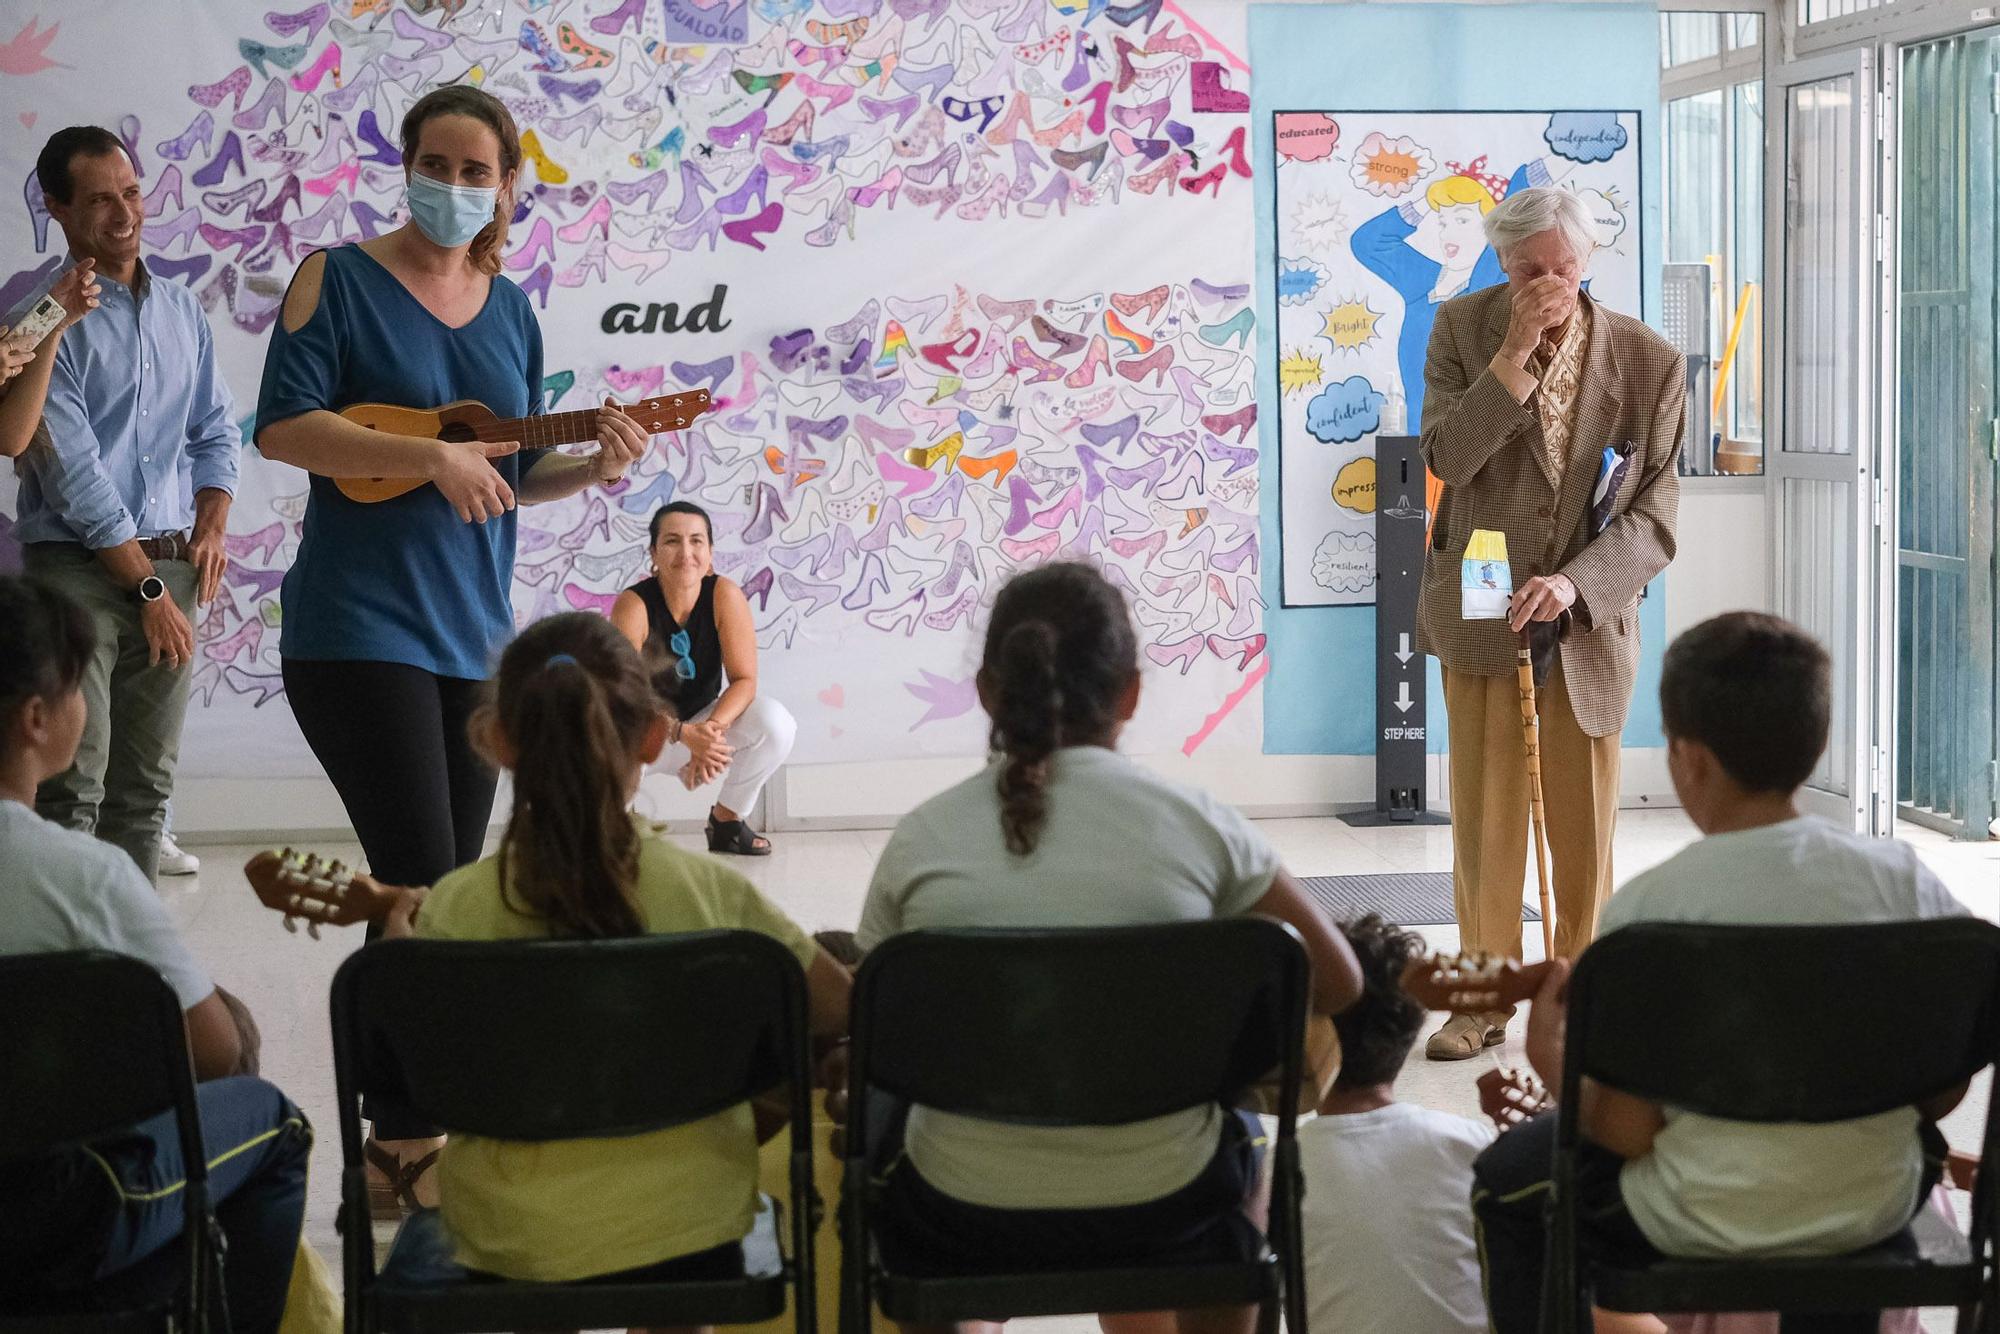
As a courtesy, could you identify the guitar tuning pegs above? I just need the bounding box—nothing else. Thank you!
[306,921,322,940]
[327,859,346,878]
[281,914,299,934]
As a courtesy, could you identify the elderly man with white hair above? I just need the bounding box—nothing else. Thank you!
[1416,185,1683,1060]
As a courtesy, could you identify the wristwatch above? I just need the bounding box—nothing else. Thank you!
[135,575,166,605]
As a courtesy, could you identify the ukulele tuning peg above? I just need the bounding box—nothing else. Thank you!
[281,914,299,934]
[327,859,346,877]
[306,921,322,940]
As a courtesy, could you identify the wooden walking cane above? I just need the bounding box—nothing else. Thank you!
[1517,631,1556,959]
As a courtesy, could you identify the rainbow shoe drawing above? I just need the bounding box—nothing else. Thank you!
[876,319,911,375]
[1105,308,1155,354]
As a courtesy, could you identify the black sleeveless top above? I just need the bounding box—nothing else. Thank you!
[629,575,724,720]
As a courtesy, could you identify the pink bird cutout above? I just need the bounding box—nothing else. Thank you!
[0,16,64,75]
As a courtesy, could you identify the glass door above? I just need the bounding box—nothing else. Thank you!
[1895,29,2000,840]
[1768,47,1889,830]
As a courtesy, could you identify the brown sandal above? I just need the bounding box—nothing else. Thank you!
[364,1139,441,1221]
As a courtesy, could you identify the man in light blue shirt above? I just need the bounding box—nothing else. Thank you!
[18,126,239,881]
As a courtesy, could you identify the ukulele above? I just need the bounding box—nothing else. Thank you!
[1476,1065,1552,1131]
[244,848,406,937]
[1398,951,1556,1014]
[334,389,713,502]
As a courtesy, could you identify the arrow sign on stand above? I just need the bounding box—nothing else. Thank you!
[1394,633,1414,665]
[1394,681,1414,713]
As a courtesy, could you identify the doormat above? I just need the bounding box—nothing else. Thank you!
[1299,871,1541,927]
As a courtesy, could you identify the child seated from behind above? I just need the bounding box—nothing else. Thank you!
[0,576,309,1334]
[392,612,852,1289]
[1299,914,1494,1334]
[1472,613,1966,1334]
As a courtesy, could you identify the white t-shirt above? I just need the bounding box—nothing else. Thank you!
[858,745,1280,1209]
[0,799,212,1007]
[1299,1103,1494,1334]
[1600,816,1966,1258]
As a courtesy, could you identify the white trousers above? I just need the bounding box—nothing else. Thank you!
[660,694,797,818]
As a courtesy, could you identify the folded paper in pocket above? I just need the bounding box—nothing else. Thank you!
[1461,528,1512,621]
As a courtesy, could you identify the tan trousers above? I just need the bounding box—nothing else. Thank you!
[1443,663,1621,962]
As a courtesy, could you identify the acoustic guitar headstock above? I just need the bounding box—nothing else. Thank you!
[244,848,397,938]
[1398,951,1550,1014]
[626,389,714,434]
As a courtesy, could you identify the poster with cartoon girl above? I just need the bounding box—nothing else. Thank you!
[1273,110,1640,607]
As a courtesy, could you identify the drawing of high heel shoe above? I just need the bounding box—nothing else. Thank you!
[917,584,973,631]
[1113,94,1171,138]
[341,108,396,165]
[664,206,725,252]
[590,0,645,35]
[958,448,1017,487]
[1021,173,1072,218]
[755,606,801,650]
[150,254,212,287]
[233,77,289,133]
[997,529,1059,564]
[1055,335,1108,389]
[1006,337,1062,384]
[156,110,215,165]
[1031,483,1082,531]
[516,262,552,309]
[1204,633,1265,670]
[1145,634,1202,676]
[1110,529,1168,566]
[848,166,902,210]
[603,167,669,212]
[735,566,776,612]
[557,21,614,69]
[286,189,342,240]
[1181,162,1227,198]
[191,131,246,187]
[998,474,1045,536]
[134,165,185,220]
[1209,533,1259,574]
[557,194,611,242]
[1098,312,1154,359]
[605,242,669,281]
[1130,151,1184,196]
[289,42,341,93]
[972,294,1029,333]
[1187,60,1249,113]
[723,201,783,251]
[917,329,975,373]
[347,196,398,240]
[510,128,564,185]
[891,60,952,103]
[741,482,789,545]
[190,66,253,110]
[946,172,1006,223]
[1201,403,1256,443]
[503,216,554,272]
[763,102,817,150]
[861,585,922,635]
[1029,315,1085,358]
[266,3,330,40]
[202,180,268,221]
[1225,576,1265,637]
[833,547,887,610]
[1198,307,1255,350]
[542,103,605,149]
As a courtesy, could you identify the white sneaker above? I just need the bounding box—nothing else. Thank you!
[158,832,200,876]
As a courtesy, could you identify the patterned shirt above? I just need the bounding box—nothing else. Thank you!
[1529,299,1592,485]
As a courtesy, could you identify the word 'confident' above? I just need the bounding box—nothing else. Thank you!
[600,285,733,335]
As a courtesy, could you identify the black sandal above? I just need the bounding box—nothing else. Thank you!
[706,814,772,856]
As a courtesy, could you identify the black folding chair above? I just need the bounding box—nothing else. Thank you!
[1549,919,2000,1334]
[840,918,1311,1334]
[331,932,818,1334]
[0,950,221,1332]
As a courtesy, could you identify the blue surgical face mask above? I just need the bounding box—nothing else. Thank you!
[405,171,497,249]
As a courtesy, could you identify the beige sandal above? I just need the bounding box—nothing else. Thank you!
[1425,1011,1509,1061]
[363,1139,441,1221]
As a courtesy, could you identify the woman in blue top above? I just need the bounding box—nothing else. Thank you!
[254,85,650,1215]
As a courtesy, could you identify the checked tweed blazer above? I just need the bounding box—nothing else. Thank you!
[1415,286,1684,738]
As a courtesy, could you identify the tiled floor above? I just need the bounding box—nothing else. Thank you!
[162,809,2000,1327]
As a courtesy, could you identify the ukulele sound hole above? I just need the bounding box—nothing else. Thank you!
[438,422,479,444]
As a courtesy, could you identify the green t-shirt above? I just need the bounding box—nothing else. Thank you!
[417,819,817,1281]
